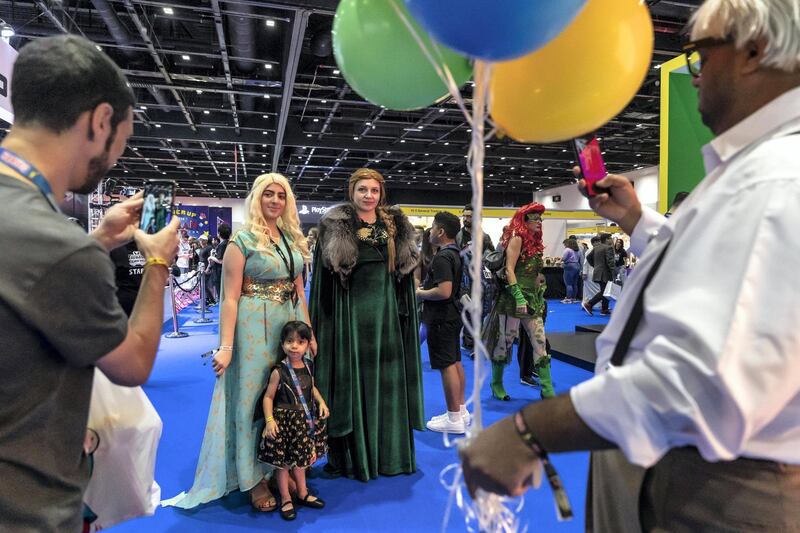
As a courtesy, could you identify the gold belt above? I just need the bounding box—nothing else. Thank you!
[241,277,295,303]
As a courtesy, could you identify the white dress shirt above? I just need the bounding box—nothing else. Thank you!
[571,85,800,468]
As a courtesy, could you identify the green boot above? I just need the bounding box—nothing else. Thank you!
[490,360,511,401]
[535,355,555,399]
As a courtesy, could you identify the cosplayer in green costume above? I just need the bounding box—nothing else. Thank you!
[484,202,555,400]
[309,168,424,482]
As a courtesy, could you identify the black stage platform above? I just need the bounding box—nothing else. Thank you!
[575,324,606,334]
[549,330,599,372]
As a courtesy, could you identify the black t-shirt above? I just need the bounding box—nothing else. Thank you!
[421,245,462,324]
[196,244,212,266]
[110,241,145,316]
[211,239,228,274]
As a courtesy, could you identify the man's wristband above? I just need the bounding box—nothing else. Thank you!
[218,345,233,351]
[513,409,545,455]
[513,409,574,520]
[144,257,169,271]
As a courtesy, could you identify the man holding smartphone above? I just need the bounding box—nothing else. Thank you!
[460,0,800,530]
[0,36,179,532]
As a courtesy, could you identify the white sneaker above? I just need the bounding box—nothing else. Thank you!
[431,411,472,427]
[426,416,466,434]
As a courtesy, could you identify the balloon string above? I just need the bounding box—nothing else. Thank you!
[388,4,527,530]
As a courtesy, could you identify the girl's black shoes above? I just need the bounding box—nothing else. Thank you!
[296,493,326,509]
[279,499,296,521]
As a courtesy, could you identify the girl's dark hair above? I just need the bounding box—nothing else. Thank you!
[279,321,313,357]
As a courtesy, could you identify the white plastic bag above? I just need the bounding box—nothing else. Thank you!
[83,369,162,531]
[603,281,622,300]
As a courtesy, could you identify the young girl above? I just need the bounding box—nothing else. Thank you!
[257,321,329,521]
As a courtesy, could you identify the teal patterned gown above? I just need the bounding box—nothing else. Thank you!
[162,230,303,509]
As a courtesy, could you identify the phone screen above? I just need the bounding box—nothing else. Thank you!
[139,179,176,234]
[573,136,608,196]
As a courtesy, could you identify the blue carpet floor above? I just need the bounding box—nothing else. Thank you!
[113,299,607,532]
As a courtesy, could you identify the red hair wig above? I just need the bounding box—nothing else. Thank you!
[501,202,545,258]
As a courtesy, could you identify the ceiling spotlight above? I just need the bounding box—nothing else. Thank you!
[1,22,16,39]
[333,69,340,75]
[210,127,216,131]
[203,110,210,115]
[307,134,312,138]
[163,7,174,15]
[400,139,406,143]
[266,19,276,27]
[140,106,148,111]
[265,64,273,70]
[264,94,270,99]
[438,108,445,113]
[155,124,162,128]
[321,99,328,104]
[181,54,191,61]
[313,118,319,123]
[444,142,449,146]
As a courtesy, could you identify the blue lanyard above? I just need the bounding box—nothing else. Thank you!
[0,147,60,212]
[284,359,315,438]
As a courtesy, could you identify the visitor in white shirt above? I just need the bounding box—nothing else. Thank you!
[460,1,800,530]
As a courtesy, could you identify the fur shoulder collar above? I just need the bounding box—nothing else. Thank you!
[318,203,419,279]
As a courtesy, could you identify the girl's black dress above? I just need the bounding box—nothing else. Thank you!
[256,362,327,468]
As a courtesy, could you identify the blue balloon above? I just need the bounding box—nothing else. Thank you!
[404,0,588,61]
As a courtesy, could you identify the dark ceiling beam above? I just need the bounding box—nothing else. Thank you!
[210,0,242,135]
[272,9,310,171]
[121,0,198,133]
[33,0,85,36]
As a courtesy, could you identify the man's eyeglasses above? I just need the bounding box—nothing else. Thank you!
[682,37,732,78]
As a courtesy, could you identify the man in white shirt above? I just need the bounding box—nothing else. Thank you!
[460,1,800,530]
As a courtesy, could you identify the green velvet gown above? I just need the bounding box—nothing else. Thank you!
[309,221,424,482]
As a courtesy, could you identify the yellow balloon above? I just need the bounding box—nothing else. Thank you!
[490,0,653,143]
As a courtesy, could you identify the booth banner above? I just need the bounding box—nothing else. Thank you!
[174,205,210,238]
[208,207,232,238]
[0,39,16,124]
[297,201,336,225]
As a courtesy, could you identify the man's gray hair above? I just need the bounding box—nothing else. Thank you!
[690,0,800,73]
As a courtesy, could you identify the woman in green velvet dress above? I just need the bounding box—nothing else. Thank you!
[484,202,555,400]
[309,168,424,482]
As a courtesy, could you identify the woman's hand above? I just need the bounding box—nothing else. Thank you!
[318,402,330,419]
[309,337,318,357]
[262,420,279,439]
[212,348,232,377]
[516,305,528,316]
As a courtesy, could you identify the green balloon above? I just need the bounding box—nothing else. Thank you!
[333,0,472,111]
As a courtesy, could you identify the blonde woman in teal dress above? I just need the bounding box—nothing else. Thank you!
[163,173,315,512]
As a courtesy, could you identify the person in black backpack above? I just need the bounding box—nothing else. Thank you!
[416,212,469,434]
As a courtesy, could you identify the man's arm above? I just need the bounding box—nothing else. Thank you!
[97,218,180,386]
[460,395,613,497]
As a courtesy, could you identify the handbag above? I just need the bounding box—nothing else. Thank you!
[82,369,162,531]
[603,281,622,300]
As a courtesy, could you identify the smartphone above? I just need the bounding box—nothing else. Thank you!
[139,179,176,234]
[572,136,608,196]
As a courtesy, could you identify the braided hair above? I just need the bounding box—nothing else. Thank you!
[348,168,397,272]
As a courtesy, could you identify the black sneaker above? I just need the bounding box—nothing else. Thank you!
[520,375,539,387]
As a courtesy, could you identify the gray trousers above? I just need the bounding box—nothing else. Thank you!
[588,448,800,532]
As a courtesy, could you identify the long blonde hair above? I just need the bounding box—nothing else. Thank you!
[348,168,397,272]
[244,173,309,261]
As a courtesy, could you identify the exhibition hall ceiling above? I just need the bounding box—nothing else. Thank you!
[0,0,702,204]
